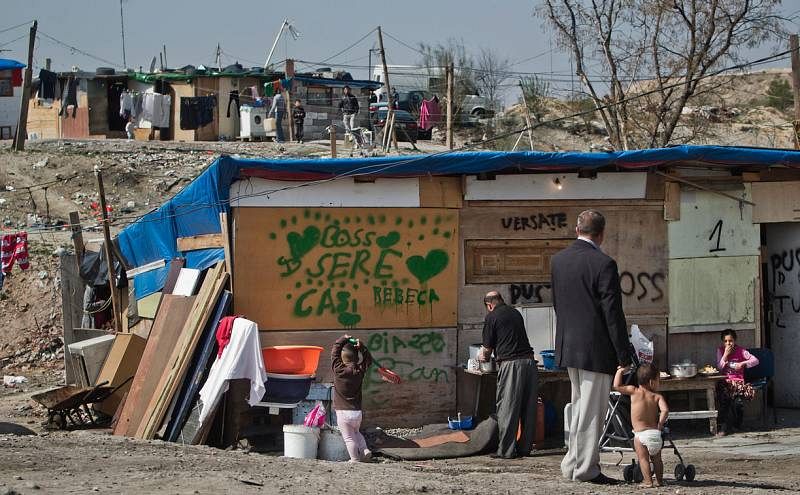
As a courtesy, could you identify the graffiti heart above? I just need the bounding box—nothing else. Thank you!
[406,249,449,283]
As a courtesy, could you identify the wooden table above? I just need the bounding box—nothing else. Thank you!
[659,374,725,434]
[461,367,571,419]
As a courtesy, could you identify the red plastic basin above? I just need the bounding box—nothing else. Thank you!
[262,346,323,375]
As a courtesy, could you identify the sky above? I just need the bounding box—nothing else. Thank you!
[2,0,799,105]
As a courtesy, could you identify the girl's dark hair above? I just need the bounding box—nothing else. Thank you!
[721,328,737,341]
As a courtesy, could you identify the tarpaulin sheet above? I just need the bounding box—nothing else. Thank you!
[0,59,25,70]
[118,146,800,299]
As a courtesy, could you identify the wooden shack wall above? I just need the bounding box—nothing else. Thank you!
[169,82,195,142]
[232,176,461,427]
[192,77,220,141]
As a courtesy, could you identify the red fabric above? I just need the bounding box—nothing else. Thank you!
[11,69,22,87]
[1,232,30,273]
[418,98,441,131]
[216,316,239,358]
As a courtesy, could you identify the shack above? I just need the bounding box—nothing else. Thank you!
[0,58,25,140]
[111,146,800,429]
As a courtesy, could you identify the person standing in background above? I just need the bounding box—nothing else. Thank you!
[292,99,306,144]
[269,91,286,143]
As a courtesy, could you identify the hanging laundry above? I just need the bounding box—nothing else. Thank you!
[142,92,171,128]
[418,97,442,131]
[1,232,30,274]
[249,85,260,100]
[158,94,172,127]
[11,69,22,87]
[263,82,274,98]
[180,95,216,130]
[120,91,134,120]
[226,90,240,118]
[58,77,78,118]
[37,69,58,100]
[215,315,240,357]
[280,78,291,91]
[272,80,281,94]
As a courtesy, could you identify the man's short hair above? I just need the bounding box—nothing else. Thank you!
[637,362,659,386]
[483,291,504,305]
[341,343,356,363]
[343,85,351,91]
[577,209,606,236]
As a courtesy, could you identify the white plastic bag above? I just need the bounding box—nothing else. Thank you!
[631,324,654,364]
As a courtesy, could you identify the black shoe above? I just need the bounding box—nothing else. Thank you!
[588,473,619,485]
[489,453,518,459]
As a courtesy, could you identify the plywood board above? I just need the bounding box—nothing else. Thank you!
[234,207,458,330]
[113,295,196,437]
[259,327,456,427]
[230,177,420,208]
[668,185,759,259]
[94,334,146,416]
[137,292,162,319]
[752,181,800,223]
[162,258,186,294]
[465,173,647,200]
[668,256,757,328]
[664,181,681,221]
[418,176,463,208]
[177,233,224,251]
[460,204,668,320]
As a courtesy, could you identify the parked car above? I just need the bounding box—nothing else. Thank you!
[371,108,418,142]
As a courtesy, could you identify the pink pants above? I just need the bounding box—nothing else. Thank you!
[336,409,370,462]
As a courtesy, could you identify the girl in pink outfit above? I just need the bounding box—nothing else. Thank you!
[716,329,759,435]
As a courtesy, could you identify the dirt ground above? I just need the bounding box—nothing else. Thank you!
[1,375,800,495]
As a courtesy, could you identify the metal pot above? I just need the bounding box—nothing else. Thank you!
[670,362,697,378]
[480,360,497,373]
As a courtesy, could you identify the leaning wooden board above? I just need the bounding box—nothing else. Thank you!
[113,295,196,437]
[137,262,228,439]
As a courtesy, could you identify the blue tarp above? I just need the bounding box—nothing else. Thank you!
[118,145,800,299]
[0,59,25,70]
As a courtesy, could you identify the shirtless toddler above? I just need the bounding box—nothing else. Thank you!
[614,363,669,488]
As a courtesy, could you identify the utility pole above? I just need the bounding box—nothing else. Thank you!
[119,0,127,69]
[12,20,37,152]
[216,43,222,71]
[95,168,123,333]
[791,34,800,149]
[446,62,454,150]
[377,26,397,150]
[162,44,168,69]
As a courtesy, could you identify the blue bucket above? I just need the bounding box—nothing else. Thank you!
[540,350,556,370]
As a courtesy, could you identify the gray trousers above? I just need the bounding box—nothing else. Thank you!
[496,358,539,457]
[561,367,613,481]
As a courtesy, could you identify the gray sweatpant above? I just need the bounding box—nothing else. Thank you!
[561,367,613,481]
[496,358,539,457]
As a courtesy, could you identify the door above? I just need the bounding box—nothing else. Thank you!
[765,223,800,407]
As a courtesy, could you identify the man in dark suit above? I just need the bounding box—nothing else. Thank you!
[551,209,632,485]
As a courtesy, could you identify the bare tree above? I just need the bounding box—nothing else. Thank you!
[538,0,786,149]
[520,75,552,122]
[475,48,512,112]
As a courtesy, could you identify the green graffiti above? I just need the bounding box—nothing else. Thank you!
[287,226,321,260]
[376,231,400,249]
[304,209,311,219]
[269,232,277,240]
[406,249,449,283]
[338,312,361,327]
[443,231,452,239]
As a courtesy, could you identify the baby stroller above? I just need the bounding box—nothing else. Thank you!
[599,353,698,483]
[348,127,374,157]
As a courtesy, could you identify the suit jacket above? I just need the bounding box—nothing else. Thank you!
[551,239,631,375]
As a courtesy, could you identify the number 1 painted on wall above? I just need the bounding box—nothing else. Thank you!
[708,219,727,253]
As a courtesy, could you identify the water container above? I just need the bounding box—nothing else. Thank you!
[318,428,350,461]
[540,350,557,370]
[283,425,320,459]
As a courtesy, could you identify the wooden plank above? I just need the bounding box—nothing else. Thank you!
[418,176,463,208]
[645,172,666,200]
[177,233,224,252]
[173,268,202,296]
[94,334,147,416]
[220,212,233,278]
[113,295,196,437]
[136,292,162,319]
[137,263,228,439]
[126,259,166,278]
[752,181,800,223]
[162,258,186,294]
[667,410,718,420]
[465,173,647,201]
[465,239,571,284]
[233,207,458,331]
[259,327,456,427]
[664,182,681,221]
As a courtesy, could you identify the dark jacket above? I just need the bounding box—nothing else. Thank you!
[292,106,306,124]
[331,336,373,410]
[338,93,359,114]
[551,239,631,375]
[482,303,534,362]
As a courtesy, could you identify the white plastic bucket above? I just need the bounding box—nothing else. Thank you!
[283,425,320,459]
[318,428,350,461]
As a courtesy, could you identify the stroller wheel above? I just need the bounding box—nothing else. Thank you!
[674,463,685,481]
[684,464,696,482]
[623,464,634,483]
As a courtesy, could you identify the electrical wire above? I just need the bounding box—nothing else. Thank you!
[0,33,28,48]
[0,20,33,36]
[37,31,123,68]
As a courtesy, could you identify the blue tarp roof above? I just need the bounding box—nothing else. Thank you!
[118,145,800,299]
[0,59,25,70]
